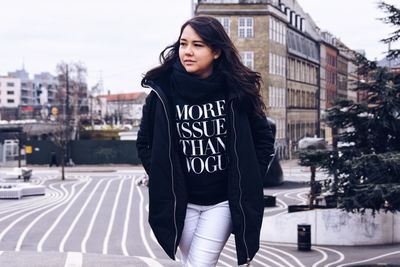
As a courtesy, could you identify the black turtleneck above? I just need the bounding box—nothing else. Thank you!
[171,60,228,205]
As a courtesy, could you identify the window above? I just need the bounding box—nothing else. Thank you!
[269,53,286,78]
[269,16,286,45]
[238,17,253,38]
[275,119,285,139]
[7,90,14,95]
[269,86,286,108]
[283,25,286,45]
[217,17,231,36]
[240,51,254,70]
[289,58,295,80]
[7,82,15,87]
[7,99,14,103]
[269,17,273,42]
[290,12,296,26]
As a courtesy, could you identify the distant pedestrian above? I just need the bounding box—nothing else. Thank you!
[49,151,58,167]
[137,16,275,266]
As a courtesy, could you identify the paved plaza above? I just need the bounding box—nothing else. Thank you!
[0,161,399,266]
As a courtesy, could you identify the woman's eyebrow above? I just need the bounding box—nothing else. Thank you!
[180,38,205,44]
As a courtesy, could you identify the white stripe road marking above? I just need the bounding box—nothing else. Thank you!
[0,182,70,243]
[15,182,73,251]
[217,259,232,267]
[0,182,64,219]
[296,191,308,204]
[256,250,296,267]
[143,191,160,247]
[59,179,105,252]
[215,242,237,265]
[260,244,307,267]
[137,186,156,258]
[337,250,400,267]
[312,247,329,267]
[81,179,114,253]
[284,189,308,202]
[64,252,82,267]
[0,251,3,256]
[116,170,146,174]
[38,178,92,252]
[137,256,164,267]
[122,176,135,256]
[103,178,127,254]
[316,246,345,267]
[0,191,56,214]
[257,242,343,267]
[223,244,273,267]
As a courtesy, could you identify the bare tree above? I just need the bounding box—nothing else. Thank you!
[89,82,102,129]
[56,62,88,139]
[50,61,88,179]
[51,121,71,180]
[114,94,124,125]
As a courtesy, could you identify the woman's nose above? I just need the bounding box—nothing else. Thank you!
[185,45,194,55]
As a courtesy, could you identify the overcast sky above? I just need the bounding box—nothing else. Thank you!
[0,0,398,94]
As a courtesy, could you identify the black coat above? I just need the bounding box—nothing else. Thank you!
[136,78,275,265]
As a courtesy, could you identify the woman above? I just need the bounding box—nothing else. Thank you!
[137,16,275,266]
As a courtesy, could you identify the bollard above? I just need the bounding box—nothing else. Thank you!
[297,224,311,251]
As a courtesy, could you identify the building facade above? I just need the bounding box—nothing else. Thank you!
[0,69,92,121]
[0,76,21,120]
[0,76,21,108]
[8,69,33,106]
[32,72,59,107]
[96,92,147,126]
[195,0,322,156]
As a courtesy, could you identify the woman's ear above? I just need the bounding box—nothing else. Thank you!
[213,49,221,60]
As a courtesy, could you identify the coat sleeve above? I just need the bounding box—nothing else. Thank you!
[136,92,155,175]
[248,110,276,178]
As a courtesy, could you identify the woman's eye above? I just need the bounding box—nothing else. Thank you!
[180,43,186,46]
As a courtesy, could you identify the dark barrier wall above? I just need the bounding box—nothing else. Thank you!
[26,140,140,165]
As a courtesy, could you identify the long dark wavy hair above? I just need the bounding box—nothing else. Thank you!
[141,16,266,115]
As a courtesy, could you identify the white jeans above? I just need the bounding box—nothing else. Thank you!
[179,200,232,267]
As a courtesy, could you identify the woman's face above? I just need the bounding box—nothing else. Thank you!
[179,25,220,79]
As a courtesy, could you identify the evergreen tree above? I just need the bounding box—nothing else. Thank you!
[300,2,400,214]
[380,2,400,59]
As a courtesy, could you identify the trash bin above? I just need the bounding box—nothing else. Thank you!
[297,224,311,251]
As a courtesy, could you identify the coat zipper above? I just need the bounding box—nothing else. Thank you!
[150,88,178,256]
[230,101,250,264]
